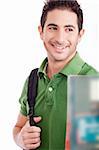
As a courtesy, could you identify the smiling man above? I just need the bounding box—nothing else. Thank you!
[38,7,84,78]
[13,0,99,150]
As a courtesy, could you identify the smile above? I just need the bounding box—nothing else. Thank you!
[51,43,68,51]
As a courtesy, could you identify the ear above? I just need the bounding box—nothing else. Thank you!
[78,29,85,43]
[38,25,43,40]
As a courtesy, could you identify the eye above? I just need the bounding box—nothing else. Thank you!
[48,26,57,31]
[65,28,73,32]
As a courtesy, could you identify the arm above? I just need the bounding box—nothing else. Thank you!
[13,113,41,150]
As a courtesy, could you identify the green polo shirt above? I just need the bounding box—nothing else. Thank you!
[19,53,98,150]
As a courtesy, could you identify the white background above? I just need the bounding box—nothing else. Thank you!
[0,0,99,149]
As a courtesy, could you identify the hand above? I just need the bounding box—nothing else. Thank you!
[17,116,42,149]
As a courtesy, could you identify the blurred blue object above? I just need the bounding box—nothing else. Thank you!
[68,76,99,150]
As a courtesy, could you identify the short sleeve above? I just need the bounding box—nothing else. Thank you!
[19,78,29,116]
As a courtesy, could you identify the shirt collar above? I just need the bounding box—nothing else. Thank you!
[38,57,48,78]
[38,52,85,78]
[60,52,85,76]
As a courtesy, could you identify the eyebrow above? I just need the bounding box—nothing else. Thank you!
[47,24,58,27]
[65,25,75,29]
[47,24,75,29]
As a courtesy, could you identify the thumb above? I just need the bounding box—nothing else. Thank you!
[34,116,42,123]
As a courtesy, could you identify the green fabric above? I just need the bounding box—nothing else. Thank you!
[19,53,99,150]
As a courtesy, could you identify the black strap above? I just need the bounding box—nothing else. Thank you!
[27,68,39,126]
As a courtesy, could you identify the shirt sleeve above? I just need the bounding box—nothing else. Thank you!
[19,78,29,116]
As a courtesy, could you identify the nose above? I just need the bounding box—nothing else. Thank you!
[55,29,66,44]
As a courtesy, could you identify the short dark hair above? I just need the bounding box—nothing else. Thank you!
[40,0,83,32]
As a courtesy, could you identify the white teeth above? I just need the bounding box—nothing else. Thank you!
[53,45,66,49]
[51,43,68,50]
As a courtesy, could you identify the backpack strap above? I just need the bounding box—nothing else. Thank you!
[27,68,39,126]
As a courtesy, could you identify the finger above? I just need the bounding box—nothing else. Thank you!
[24,137,40,144]
[25,141,41,149]
[23,132,40,140]
[34,116,42,123]
[28,132,40,139]
[26,126,41,133]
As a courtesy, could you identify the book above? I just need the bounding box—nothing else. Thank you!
[65,76,99,150]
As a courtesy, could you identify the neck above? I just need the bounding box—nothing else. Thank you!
[47,52,76,78]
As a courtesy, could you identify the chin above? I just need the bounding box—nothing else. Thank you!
[55,54,69,60]
[54,57,68,62]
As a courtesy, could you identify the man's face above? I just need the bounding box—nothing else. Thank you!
[39,9,84,62]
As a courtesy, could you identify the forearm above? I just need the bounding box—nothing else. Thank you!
[13,125,25,149]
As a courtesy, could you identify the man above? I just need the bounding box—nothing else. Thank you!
[13,0,98,150]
